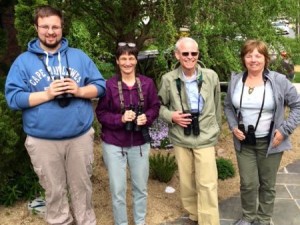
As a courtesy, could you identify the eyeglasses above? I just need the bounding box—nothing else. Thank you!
[118,42,136,47]
[181,52,199,57]
[38,25,62,32]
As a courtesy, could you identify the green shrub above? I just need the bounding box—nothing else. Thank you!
[149,152,177,183]
[216,157,235,180]
[294,72,300,83]
[0,92,43,206]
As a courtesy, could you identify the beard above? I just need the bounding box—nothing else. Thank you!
[39,36,62,50]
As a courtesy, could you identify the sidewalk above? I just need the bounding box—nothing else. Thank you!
[294,65,300,73]
[219,159,300,225]
[160,160,300,225]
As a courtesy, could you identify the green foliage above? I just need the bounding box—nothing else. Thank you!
[283,37,300,65]
[0,93,24,158]
[0,169,43,206]
[183,0,299,81]
[66,19,114,79]
[294,72,300,83]
[14,0,47,50]
[12,0,300,83]
[0,92,43,206]
[149,153,236,183]
[152,0,177,50]
[149,152,177,183]
[216,157,235,180]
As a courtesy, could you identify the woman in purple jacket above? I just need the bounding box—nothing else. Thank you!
[95,42,160,225]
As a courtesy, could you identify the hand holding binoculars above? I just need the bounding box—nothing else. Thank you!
[54,75,73,107]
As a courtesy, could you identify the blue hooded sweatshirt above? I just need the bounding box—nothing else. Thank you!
[5,38,106,139]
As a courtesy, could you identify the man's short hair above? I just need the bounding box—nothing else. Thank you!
[34,5,64,26]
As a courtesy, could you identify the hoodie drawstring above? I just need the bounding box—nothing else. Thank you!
[58,51,62,78]
[43,50,62,80]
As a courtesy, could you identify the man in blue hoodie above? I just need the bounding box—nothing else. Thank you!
[5,5,106,225]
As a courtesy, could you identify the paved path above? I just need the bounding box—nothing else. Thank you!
[294,65,300,73]
[160,160,300,225]
[293,83,300,93]
[219,159,300,225]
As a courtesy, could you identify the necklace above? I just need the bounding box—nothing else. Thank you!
[248,86,254,94]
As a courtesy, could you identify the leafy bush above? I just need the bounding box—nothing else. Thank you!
[149,152,177,183]
[294,72,300,83]
[0,92,43,206]
[216,157,235,180]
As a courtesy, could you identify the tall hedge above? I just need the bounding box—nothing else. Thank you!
[0,79,42,205]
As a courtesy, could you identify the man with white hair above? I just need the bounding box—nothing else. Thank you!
[158,37,221,225]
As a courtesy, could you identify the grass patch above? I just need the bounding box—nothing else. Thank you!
[293,72,300,83]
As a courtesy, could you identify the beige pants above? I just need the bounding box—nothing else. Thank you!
[174,146,220,225]
[25,128,96,225]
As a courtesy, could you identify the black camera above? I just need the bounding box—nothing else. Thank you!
[54,75,73,107]
[238,124,256,145]
[184,111,200,136]
[125,105,151,143]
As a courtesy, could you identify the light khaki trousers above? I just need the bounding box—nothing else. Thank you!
[174,146,220,225]
[25,128,96,225]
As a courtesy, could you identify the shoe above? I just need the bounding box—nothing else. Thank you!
[183,218,198,225]
[234,219,253,225]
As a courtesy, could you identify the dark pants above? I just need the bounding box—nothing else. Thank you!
[236,137,283,224]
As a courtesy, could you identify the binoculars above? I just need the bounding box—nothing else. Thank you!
[184,111,200,136]
[54,75,73,107]
[125,105,151,143]
[238,124,256,145]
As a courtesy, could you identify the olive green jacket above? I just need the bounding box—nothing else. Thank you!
[158,65,221,148]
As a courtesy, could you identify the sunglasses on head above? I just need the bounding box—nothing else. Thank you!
[181,52,199,57]
[118,42,136,48]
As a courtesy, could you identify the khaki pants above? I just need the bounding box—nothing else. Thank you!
[174,146,220,225]
[25,128,96,225]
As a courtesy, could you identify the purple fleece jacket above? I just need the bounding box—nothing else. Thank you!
[95,74,160,147]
